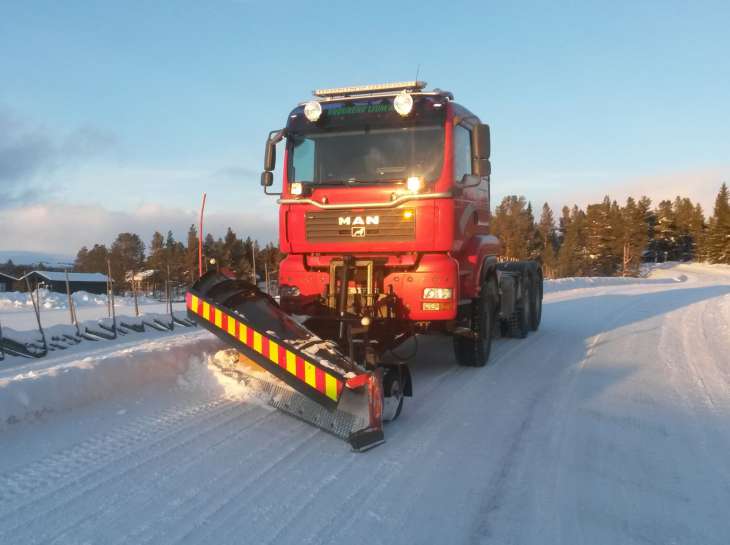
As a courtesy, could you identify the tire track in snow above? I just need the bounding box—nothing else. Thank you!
[526,275,730,545]
[0,396,235,512]
[674,296,730,492]
[0,396,254,543]
[128,428,324,545]
[470,291,650,544]
[43,406,280,545]
[292,344,540,545]
[104,412,307,545]
[251,348,498,545]
[364,329,562,545]
[544,290,690,544]
[277,457,402,545]
[214,449,362,545]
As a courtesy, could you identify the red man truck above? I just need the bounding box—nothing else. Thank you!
[187,81,542,450]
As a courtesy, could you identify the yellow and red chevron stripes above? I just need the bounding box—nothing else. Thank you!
[186,292,343,402]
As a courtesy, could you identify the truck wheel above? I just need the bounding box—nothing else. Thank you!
[453,277,495,367]
[529,274,542,331]
[382,369,404,422]
[507,279,530,339]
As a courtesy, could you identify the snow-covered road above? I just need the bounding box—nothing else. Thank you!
[1,263,729,545]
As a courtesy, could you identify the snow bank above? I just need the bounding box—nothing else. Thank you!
[544,275,687,293]
[543,262,730,294]
[0,289,160,312]
[0,332,226,427]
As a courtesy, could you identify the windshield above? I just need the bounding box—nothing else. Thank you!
[289,126,444,185]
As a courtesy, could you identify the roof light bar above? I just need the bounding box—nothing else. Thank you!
[313,80,427,98]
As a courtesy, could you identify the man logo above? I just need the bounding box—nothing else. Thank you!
[338,215,380,226]
[351,226,366,237]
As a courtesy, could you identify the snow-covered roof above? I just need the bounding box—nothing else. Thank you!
[0,272,17,280]
[125,269,156,282]
[21,271,109,283]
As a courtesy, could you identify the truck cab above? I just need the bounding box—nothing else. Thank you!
[261,81,541,370]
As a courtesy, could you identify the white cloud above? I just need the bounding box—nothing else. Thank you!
[0,200,279,256]
[0,106,118,208]
[43,161,268,214]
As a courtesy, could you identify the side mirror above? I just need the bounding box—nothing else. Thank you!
[472,123,491,177]
[261,129,285,195]
[264,137,277,172]
[263,129,285,172]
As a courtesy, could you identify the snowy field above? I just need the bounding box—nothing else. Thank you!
[1,262,730,544]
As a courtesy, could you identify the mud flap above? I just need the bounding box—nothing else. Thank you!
[187,272,385,451]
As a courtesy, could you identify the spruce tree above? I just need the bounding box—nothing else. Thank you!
[525,202,542,260]
[609,199,623,267]
[557,205,587,277]
[110,233,145,287]
[620,197,649,276]
[585,196,618,275]
[490,196,535,260]
[203,234,222,270]
[672,197,697,260]
[164,231,186,281]
[708,183,730,263]
[537,203,558,277]
[74,247,90,272]
[222,227,246,272]
[186,224,199,279]
[689,204,706,261]
[147,231,165,273]
[654,200,677,261]
[75,244,110,273]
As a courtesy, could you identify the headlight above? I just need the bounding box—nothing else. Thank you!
[304,101,322,122]
[290,182,303,195]
[406,176,423,192]
[279,285,301,297]
[393,91,413,116]
[423,288,452,300]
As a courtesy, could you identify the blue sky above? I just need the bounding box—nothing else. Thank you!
[1,0,729,255]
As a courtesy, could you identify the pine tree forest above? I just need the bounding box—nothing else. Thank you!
[491,183,730,278]
[71,225,283,294]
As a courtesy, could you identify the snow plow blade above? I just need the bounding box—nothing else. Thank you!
[186,272,384,451]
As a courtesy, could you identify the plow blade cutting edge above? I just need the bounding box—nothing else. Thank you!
[186,272,384,451]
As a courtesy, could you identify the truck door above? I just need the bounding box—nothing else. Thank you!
[453,123,490,251]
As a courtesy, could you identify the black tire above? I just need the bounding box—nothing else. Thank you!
[499,318,510,338]
[382,370,404,422]
[453,277,496,367]
[507,276,530,339]
[529,273,543,331]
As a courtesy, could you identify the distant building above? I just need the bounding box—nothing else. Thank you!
[19,271,110,294]
[0,272,17,292]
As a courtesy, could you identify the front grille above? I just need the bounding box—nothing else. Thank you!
[305,208,416,242]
